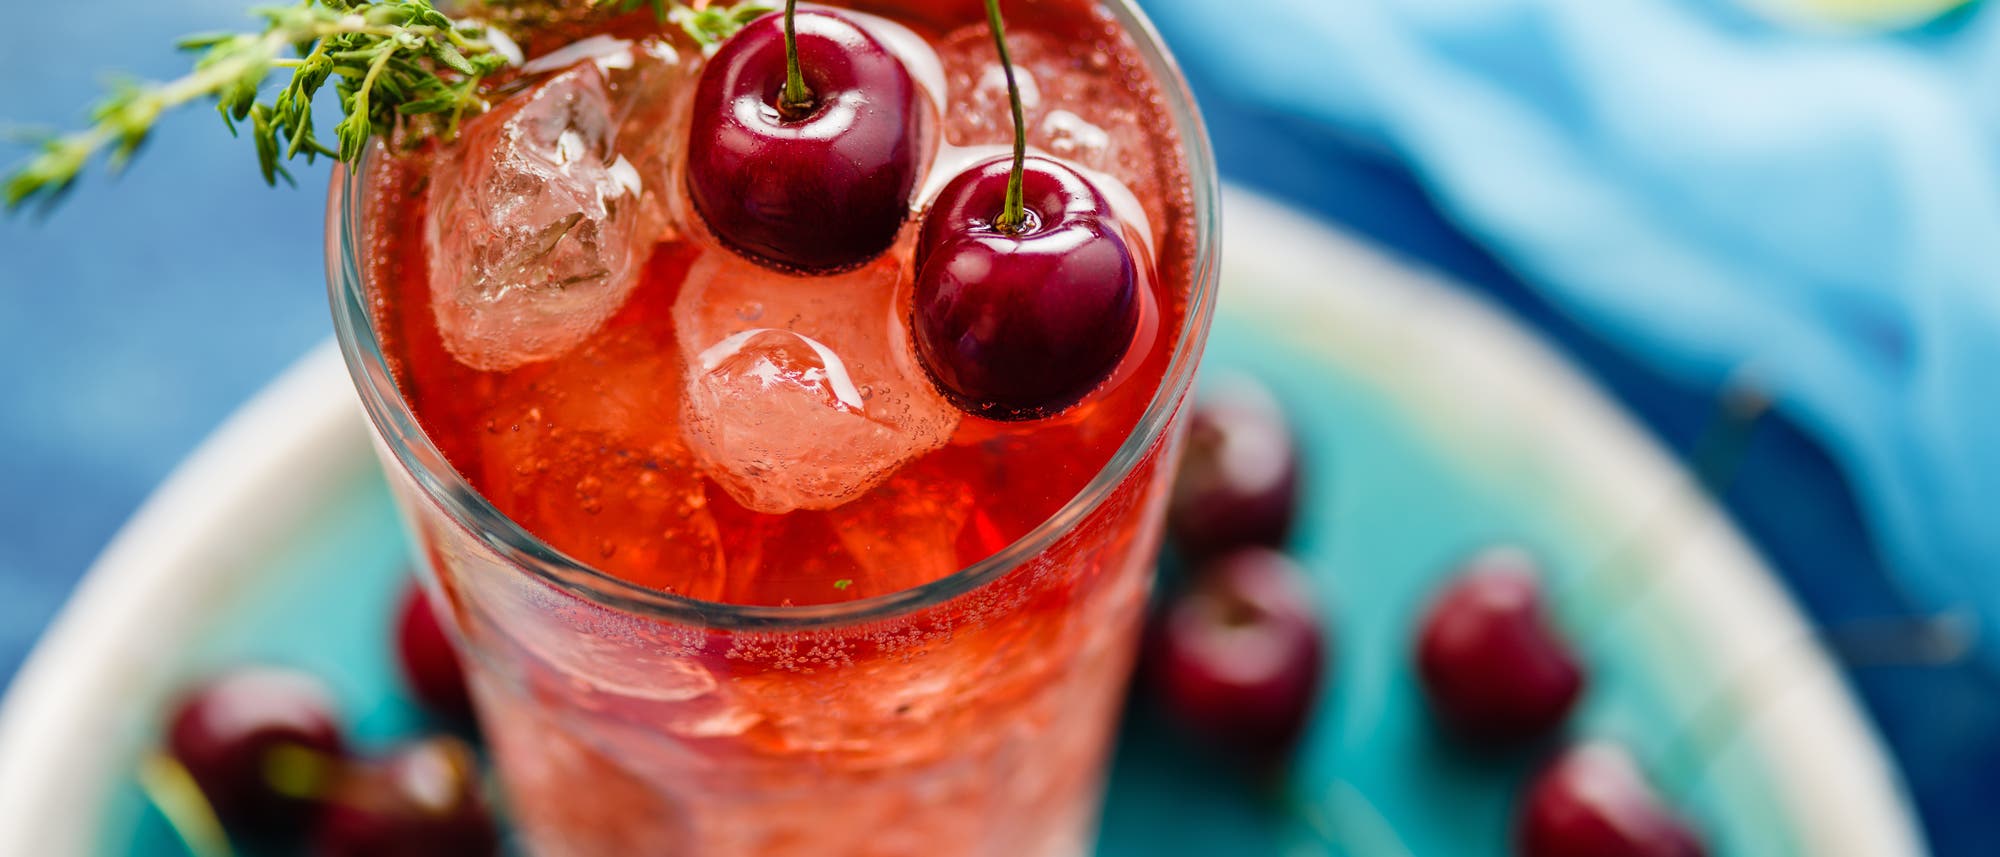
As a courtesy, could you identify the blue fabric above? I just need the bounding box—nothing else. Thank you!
[1145,0,2000,653]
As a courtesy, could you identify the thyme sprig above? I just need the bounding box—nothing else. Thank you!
[3,0,778,214]
[595,0,773,53]
[4,0,509,213]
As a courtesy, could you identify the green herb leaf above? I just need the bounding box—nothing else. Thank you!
[671,2,775,53]
[3,0,512,214]
[598,0,674,24]
[429,39,478,75]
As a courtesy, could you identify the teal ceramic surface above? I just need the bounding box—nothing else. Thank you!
[0,192,1922,857]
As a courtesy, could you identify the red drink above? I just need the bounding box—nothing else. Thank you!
[328,1,1217,854]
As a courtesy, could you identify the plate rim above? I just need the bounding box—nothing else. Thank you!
[0,342,371,856]
[0,187,1927,856]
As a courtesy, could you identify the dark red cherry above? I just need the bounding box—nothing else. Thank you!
[315,737,500,857]
[1147,548,1325,763]
[1415,548,1585,745]
[396,583,474,723]
[912,155,1139,420]
[687,7,929,273]
[1516,743,1707,857]
[166,667,347,842]
[1168,377,1302,559]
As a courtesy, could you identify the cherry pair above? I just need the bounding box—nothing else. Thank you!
[166,666,495,856]
[1417,550,1705,857]
[158,585,487,854]
[1147,379,1323,765]
[687,0,1139,421]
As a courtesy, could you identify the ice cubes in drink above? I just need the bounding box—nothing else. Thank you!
[937,26,1165,241]
[426,62,651,372]
[674,250,959,514]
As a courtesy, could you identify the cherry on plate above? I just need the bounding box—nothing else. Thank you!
[1516,742,1707,857]
[1147,548,1326,764]
[912,155,1140,421]
[687,6,929,273]
[1167,377,1302,559]
[1415,547,1585,745]
[166,667,346,841]
[397,582,474,722]
[315,736,500,857]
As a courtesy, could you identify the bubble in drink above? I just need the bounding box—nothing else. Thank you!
[426,62,650,372]
[674,250,959,514]
[479,324,727,599]
[826,452,981,599]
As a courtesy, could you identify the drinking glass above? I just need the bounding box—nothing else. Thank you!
[326,3,1218,853]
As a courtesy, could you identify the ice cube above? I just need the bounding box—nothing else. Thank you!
[674,251,960,514]
[426,62,650,372]
[605,37,700,237]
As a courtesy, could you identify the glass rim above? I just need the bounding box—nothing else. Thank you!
[325,0,1222,632]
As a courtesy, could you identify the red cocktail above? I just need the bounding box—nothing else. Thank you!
[327,1,1217,853]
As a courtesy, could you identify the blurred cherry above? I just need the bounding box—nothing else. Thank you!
[1167,377,1301,559]
[315,736,500,857]
[1415,547,1585,745]
[397,582,474,722]
[1516,742,1707,857]
[1148,548,1326,764]
[166,667,346,842]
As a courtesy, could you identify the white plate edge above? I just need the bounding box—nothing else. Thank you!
[0,341,372,856]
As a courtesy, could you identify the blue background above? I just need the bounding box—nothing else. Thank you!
[1,1,1995,853]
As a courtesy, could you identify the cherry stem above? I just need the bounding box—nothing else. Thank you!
[263,742,345,801]
[984,0,1029,234]
[137,753,236,857]
[779,0,814,118]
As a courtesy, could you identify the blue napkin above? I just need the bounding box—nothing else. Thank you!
[1144,0,2000,650]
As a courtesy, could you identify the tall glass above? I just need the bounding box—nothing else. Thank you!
[327,3,1218,854]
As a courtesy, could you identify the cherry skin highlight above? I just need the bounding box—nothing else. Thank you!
[1168,377,1302,559]
[687,7,930,274]
[1414,547,1585,745]
[1516,743,1708,857]
[1146,548,1326,764]
[166,667,347,843]
[314,737,500,857]
[396,583,474,723]
[912,155,1139,421]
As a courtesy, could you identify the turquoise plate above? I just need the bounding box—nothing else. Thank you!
[0,190,1926,857]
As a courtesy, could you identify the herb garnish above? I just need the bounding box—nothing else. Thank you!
[5,1,508,213]
[4,0,772,214]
